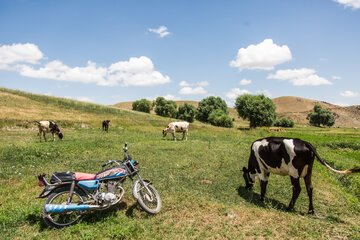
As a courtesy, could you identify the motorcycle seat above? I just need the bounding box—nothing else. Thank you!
[74,172,96,180]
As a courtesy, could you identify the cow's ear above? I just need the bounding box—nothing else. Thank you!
[242,167,247,172]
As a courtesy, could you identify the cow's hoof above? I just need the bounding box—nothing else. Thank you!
[286,207,294,212]
[307,210,314,215]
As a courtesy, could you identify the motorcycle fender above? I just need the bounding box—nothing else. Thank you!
[132,179,152,200]
[36,183,72,198]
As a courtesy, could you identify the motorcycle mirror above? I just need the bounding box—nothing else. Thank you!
[124,142,128,147]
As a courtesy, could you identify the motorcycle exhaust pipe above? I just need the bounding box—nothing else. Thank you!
[45,204,101,213]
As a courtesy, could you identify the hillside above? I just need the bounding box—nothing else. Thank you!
[273,96,360,127]
[115,97,360,127]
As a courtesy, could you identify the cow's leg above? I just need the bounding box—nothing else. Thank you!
[260,172,270,201]
[39,130,42,142]
[304,174,314,214]
[172,132,176,141]
[260,180,268,201]
[52,132,55,141]
[287,177,301,211]
[43,132,47,142]
[185,130,188,141]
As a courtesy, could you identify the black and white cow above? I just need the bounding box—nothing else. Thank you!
[162,121,189,141]
[38,121,63,142]
[242,137,360,214]
[102,120,110,132]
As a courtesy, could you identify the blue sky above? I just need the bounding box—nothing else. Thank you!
[0,0,359,106]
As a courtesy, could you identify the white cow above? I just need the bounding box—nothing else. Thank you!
[38,121,63,142]
[162,122,189,141]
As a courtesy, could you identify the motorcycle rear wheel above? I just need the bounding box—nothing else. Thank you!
[42,186,87,228]
[135,182,162,214]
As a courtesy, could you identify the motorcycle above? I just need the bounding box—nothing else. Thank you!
[36,142,162,228]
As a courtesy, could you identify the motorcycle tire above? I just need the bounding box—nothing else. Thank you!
[134,181,162,214]
[42,186,87,228]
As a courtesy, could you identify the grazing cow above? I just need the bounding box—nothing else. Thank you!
[242,137,360,214]
[38,121,63,142]
[102,120,110,132]
[162,122,189,141]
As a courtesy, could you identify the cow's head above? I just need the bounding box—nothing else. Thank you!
[58,132,64,140]
[242,167,255,189]
[162,128,168,137]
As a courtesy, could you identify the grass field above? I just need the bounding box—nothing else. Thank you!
[1,88,360,239]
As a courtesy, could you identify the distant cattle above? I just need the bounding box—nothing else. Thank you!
[38,121,63,142]
[242,137,360,214]
[102,120,110,132]
[162,122,189,141]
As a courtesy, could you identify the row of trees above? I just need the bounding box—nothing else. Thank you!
[133,96,233,127]
[132,95,335,128]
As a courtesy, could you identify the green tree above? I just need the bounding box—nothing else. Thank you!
[177,103,197,123]
[274,118,294,128]
[235,94,276,128]
[154,97,178,118]
[307,104,335,127]
[132,99,152,113]
[208,109,233,128]
[196,96,229,122]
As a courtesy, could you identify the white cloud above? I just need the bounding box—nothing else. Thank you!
[267,68,332,86]
[179,80,208,87]
[240,79,252,85]
[334,0,360,9]
[148,26,170,38]
[76,96,95,102]
[340,90,359,97]
[0,43,43,69]
[332,75,342,80]
[163,94,181,100]
[197,81,209,86]
[230,39,292,71]
[108,56,171,86]
[0,44,171,87]
[20,60,108,85]
[333,101,350,107]
[179,81,189,87]
[257,90,272,97]
[179,86,207,95]
[225,88,251,100]
[178,81,209,95]
[63,96,95,102]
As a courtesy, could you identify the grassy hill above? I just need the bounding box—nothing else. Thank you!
[1,87,360,239]
[273,96,360,127]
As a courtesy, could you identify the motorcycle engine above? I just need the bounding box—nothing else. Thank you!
[97,181,121,205]
[99,192,117,204]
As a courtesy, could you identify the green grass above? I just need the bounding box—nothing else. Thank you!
[0,88,360,239]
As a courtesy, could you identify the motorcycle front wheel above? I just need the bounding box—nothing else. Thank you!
[134,181,162,214]
[42,186,87,228]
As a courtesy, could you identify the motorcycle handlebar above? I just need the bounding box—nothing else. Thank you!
[102,160,113,167]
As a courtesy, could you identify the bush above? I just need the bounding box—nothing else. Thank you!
[177,103,197,123]
[154,97,178,118]
[208,109,233,128]
[307,104,335,127]
[274,118,294,128]
[196,96,229,123]
[235,94,276,128]
[132,99,152,113]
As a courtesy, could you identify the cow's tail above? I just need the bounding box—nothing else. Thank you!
[306,142,360,175]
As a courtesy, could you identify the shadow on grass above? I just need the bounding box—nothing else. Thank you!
[237,127,250,131]
[26,214,49,231]
[25,202,142,229]
[237,186,288,212]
